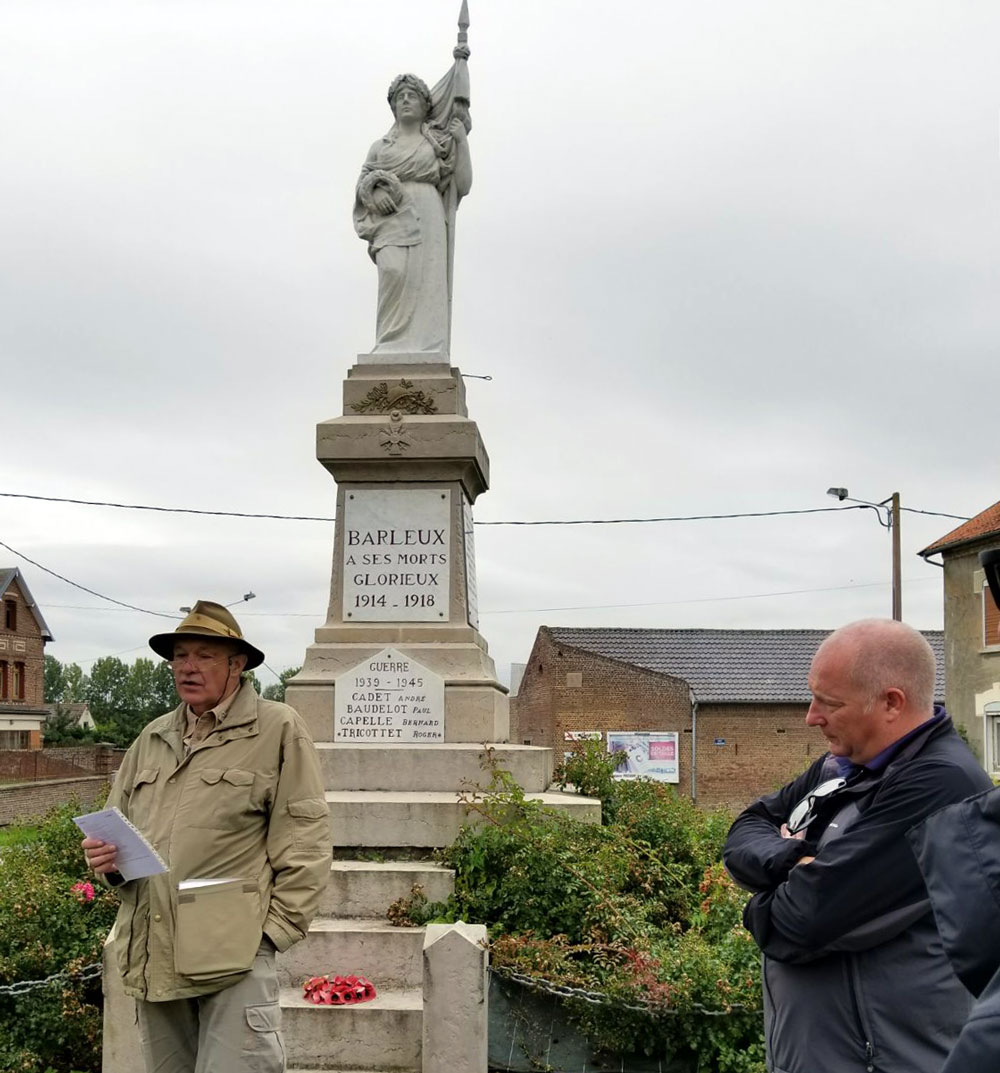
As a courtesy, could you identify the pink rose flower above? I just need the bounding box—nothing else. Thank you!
[71,881,96,903]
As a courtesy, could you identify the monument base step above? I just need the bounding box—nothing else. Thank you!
[319,859,455,918]
[281,986,421,1071]
[326,789,601,847]
[315,741,552,792]
[278,918,424,991]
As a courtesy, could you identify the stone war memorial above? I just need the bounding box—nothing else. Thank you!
[103,6,599,1073]
[282,6,599,1070]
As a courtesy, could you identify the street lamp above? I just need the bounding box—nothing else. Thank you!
[178,593,256,615]
[827,487,902,621]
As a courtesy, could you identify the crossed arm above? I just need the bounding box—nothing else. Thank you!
[724,758,986,964]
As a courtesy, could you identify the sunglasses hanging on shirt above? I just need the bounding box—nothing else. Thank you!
[785,777,848,835]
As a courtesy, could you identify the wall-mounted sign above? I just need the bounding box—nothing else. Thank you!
[713,738,726,746]
[564,730,603,741]
[607,732,679,783]
[342,489,450,622]
[334,648,444,743]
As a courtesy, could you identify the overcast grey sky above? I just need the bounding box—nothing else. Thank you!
[2,1,998,685]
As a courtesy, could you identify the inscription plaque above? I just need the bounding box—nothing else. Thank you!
[334,648,445,742]
[343,489,451,621]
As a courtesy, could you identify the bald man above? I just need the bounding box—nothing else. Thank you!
[724,619,991,1073]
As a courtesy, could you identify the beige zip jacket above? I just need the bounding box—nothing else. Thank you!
[106,681,331,1001]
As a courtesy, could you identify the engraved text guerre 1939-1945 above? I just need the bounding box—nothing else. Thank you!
[334,649,445,742]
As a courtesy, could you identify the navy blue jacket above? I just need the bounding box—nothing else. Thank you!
[724,714,991,1073]
[909,786,1000,1073]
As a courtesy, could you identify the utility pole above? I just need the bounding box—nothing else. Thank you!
[889,492,901,621]
[828,487,902,620]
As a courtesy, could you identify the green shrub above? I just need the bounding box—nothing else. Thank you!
[0,800,118,1073]
[554,738,625,810]
[420,764,765,1071]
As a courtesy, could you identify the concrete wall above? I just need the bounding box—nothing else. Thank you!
[511,632,810,810]
[0,775,110,826]
[941,539,1000,765]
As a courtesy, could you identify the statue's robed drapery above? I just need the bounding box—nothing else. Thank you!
[353,7,471,361]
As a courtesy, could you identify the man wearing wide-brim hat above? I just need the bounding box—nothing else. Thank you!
[82,600,331,1073]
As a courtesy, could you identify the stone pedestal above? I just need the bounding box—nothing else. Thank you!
[265,358,601,1073]
[423,922,488,1073]
[285,362,509,744]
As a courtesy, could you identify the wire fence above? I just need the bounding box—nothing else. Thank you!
[0,962,102,998]
[490,966,760,1017]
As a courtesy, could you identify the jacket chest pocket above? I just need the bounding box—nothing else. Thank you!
[186,767,257,830]
[128,768,161,831]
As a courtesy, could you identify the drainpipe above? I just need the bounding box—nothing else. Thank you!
[689,686,698,802]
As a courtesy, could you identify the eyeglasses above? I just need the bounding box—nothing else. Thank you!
[169,654,232,671]
[786,777,848,835]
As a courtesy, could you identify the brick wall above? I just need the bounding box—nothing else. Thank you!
[513,631,695,798]
[43,744,125,776]
[512,630,815,811]
[0,750,85,779]
[696,703,811,811]
[0,745,124,781]
[0,775,110,827]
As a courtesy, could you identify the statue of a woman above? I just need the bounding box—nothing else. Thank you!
[353,45,472,362]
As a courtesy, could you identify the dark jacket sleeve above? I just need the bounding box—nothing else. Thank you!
[723,760,824,892]
[908,787,1000,997]
[940,964,1000,1073]
[739,752,989,964]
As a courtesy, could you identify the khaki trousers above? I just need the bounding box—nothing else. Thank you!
[135,941,284,1073]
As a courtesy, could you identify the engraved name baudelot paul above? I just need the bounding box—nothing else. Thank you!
[334,649,445,743]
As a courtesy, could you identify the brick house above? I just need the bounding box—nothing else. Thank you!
[512,626,945,811]
[0,568,53,749]
[919,498,1000,772]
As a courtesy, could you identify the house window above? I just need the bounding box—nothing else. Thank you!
[3,600,15,631]
[13,662,24,701]
[985,582,1000,648]
[0,661,7,699]
[984,703,1000,773]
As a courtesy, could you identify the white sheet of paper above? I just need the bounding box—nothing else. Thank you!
[177,878,240,891]
[74,806,168,881]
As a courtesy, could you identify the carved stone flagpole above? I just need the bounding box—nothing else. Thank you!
[445,1,470,348]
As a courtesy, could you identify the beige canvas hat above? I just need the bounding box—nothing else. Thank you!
[148,600,265,670]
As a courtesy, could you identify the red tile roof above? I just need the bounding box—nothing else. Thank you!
[920,500,1000,556]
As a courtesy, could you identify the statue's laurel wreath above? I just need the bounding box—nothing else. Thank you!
[358,170,405,214]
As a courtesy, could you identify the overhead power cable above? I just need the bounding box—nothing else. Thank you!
[0,538,176,619]
[0,490,970,525]
[0,491,332,522]
[44,575,940,621]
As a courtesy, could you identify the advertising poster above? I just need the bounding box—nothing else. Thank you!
[606,731,680,783]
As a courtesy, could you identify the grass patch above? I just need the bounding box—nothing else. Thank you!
[0,824,40,847]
